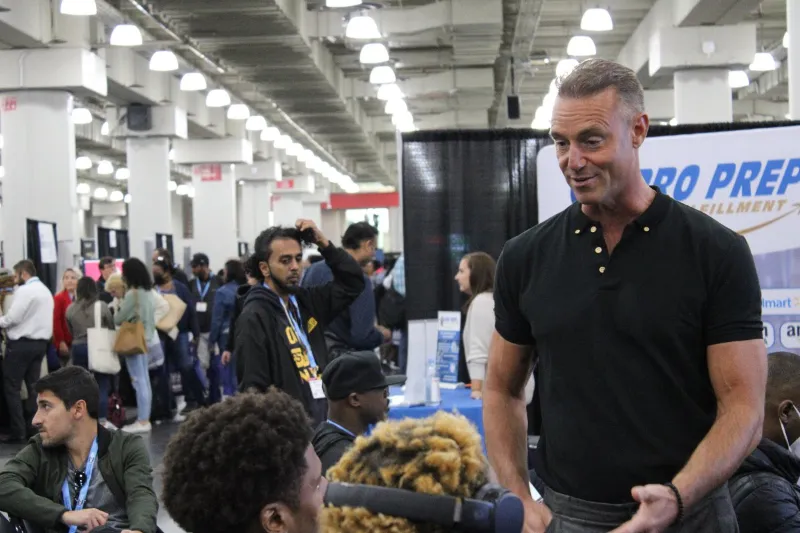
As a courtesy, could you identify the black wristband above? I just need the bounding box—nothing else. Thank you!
[663,482,684,524]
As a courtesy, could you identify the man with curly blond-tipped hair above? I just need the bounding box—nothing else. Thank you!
[322,412,489,533]
[162,390,327,533]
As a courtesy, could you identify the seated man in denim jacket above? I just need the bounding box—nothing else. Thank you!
[0,366,158,533]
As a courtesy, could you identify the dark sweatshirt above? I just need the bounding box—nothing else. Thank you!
[234,243,365,424]
[312,421,356,474]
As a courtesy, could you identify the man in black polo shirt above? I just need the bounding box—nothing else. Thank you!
[189,252,221,404]
[484,58,767,533]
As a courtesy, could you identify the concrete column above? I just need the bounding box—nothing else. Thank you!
[388,206,403,252]
[273,196,304,227]
[673,70,733,124]
[239,181,271,247]
[191,164,238,270]
[0,91,80,268]
[789,0,800,119]
[127,137,172,260]
[302,202,322,224]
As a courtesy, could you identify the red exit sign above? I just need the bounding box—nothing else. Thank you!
[275,179,296,189]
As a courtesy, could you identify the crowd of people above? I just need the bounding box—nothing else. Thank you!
[0,57,798,533]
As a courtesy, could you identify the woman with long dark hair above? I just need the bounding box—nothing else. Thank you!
[66,276,116,428]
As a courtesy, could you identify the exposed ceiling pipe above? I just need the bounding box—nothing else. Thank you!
[106,0,354,177]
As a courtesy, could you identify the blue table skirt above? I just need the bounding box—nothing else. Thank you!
[387,386,484,448]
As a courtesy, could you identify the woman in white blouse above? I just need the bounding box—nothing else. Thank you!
[456,252,534,402]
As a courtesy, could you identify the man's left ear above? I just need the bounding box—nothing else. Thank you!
[260,504,291,533]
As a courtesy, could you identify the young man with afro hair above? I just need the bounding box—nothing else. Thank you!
[162,390,326,533]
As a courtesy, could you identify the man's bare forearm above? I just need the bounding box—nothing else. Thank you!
[484,389,530,498]
[672,404,761,508]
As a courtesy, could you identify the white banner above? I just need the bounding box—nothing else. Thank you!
[536,125,800,353]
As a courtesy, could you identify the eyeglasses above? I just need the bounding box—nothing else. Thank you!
[72,470,87,507]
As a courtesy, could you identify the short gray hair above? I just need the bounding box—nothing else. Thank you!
[556,58,645,116]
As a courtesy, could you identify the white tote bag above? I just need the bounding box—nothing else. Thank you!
[88,301,121,375]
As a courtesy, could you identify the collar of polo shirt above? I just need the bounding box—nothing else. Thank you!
[568,186,672,235]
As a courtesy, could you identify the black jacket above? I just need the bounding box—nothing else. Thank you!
[730,438,800,532]
[234,243,365,424]
[226,284,251,353]
[312,421,355,474]
[189,275,220,333]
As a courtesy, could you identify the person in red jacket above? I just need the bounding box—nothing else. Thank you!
[52,268,79,365]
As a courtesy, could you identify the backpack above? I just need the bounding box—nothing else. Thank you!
[378,287,406,330]
[107,392,126,428]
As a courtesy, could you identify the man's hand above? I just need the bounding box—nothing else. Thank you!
[58,342,70,357]
[221,350,232,365]
[610,485,679,533]
[523,499,552,533]
[377,325,392,342]
[62,509,109,531]
[295,219,329,248]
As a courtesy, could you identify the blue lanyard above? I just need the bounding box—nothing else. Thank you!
[195,279,211,301]
[326,420,356,438]
[263,284,317,369]
[62,438,98,533]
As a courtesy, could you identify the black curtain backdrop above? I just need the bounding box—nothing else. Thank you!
[155,233,174,259]
[97,227,130,259]
[402,129,550,322]
[25,219,58,294]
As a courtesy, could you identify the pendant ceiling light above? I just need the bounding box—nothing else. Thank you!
[326,0,362,7]
[100,121,109,135]
[749,52,777,71]
[369,65,396,85]
[245,115,267,131]
[93,187,109,200]
[376,83,403,101]
[60,0,97,16]
[359,43,389,64]
[176,184,189,196]
[124,194,132,204]
[275,135,292,150]
[169,180,178,192]
[566,36,596,57]
[109,24,143,47]
[149,50,179,72]
[180,72,207,91]
[227,104,250,120]
[392,110,413,126]
[76,156,93,170]
[76,183,91,195]
[384,98,407,115]
[287,142,303,157]
[346,15,381,39]
[580,8,613,32]
[206,89,231,108]
[109,190,124,202]
[97,160,114,175]
[728,70,750,89]
[784,31,790,49]
[72,107,93,125]
[261,127,280,142]
[115,167,130,180]
[555,59,579,78]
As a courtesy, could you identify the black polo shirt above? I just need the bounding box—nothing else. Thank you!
[494,188,762,503]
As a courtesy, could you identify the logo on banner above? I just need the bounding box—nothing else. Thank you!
[193,164,222,182]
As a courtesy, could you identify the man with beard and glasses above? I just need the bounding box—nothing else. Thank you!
[0,366,157,533]
[235,219,365,425]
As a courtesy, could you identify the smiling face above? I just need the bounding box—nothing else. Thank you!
[550,87,648,207]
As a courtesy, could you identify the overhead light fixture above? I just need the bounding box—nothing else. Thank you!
[548,79,557,94]
[384,98,407,115]
[287,142,303,157]
[275,135,292,150]
[392,110,413,126]
[555,59,579,78]
[149,50,179,72]
[567,36,596,57]
[580,8,613,32]
[749,52,777,71]
[180,72,207,91]
[784,31,790,49]
[72,107,93,125]
[109,190,124,202]
[206,89,231,107]
[124,194,131,204]
[176,184,189,196]
[326,0,362,7]
[359,43,389,64]
[535,105,552,123]
[60,0,97,16]
[169,180,177,192]
[115,167,130,180]
[76,183,91,195]
[261,127,280,141]
[109,24,143,47]
[297,150,308,162]
[369,65,396,85]
[346,15,381,40]
[542,92,556,111]
[227,104,250,120]
[669,118,678,126]
[377,83,403,100]
[97,160,114,175]
[75,156,93,170]
[93,187,109,200]
[100,121,109,135]
[245,115,267,131]
[728,70,750,88]
[188,186,195,199]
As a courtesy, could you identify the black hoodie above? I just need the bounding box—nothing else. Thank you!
[729,437,800,532]
[234,243,365,424]
[312,421,356,474]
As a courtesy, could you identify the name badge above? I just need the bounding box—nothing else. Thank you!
[309,379,325,399]
[196,302,208,313]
